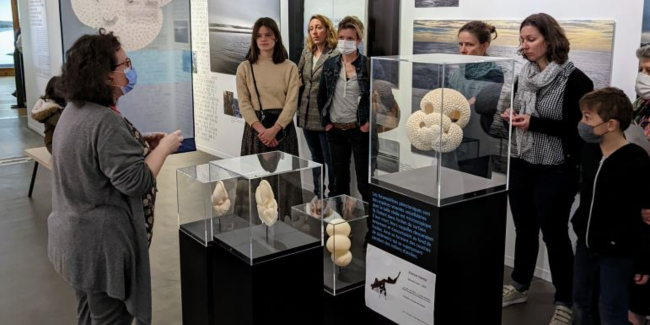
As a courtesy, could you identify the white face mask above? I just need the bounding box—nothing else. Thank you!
[337,40,357,55]
[636,72,650,100]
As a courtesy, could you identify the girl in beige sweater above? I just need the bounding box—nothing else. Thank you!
[236,17,300,157]
[235,17,305,222]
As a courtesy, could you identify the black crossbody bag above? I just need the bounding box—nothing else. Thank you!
[249,61,287,142]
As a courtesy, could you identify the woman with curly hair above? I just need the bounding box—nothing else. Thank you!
[47,30,182,324]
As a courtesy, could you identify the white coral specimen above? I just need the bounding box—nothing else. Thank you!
[211,181,231,217]
[420,88,471,128]
[255,180,278,227]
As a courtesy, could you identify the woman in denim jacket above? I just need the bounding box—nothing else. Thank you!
[317,15,371,203]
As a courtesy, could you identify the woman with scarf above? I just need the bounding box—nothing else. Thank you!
[500,13,593,325]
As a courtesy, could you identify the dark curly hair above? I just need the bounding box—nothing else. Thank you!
[41,76,66,107]
[518,13,570,64]
[60,29,121,107]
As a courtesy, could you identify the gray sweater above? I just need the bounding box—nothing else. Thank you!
[48,102,154,324]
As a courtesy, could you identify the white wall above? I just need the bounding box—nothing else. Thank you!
[19,0,63,136]
[399,0,644,282]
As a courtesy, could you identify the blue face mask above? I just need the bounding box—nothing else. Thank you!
[119,66,137,95]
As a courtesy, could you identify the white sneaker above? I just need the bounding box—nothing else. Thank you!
[548,305,572,325]
[502,284,528,308]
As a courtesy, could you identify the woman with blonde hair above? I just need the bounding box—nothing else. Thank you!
[297,14,339,198]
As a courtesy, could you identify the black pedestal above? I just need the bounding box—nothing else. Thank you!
[433,192,507,324]
[322,287,397,325]
[179,228,323,325]
[368,183,508,325]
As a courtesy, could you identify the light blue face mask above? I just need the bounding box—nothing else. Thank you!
[119,66,137,95]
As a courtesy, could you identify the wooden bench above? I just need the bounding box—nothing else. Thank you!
[24,147,52,198]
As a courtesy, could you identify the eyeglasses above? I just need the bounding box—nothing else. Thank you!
[113,57,132,70]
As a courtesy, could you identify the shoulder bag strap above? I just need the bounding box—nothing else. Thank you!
[249,61,265,120]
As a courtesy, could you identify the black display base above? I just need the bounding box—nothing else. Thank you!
[179,229,323,325]
[369,184,508,325]
[322,287,397,325]
[433,192,507,325]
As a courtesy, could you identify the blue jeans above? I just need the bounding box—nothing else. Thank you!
[573,239,634,325]
[302,129,334,197]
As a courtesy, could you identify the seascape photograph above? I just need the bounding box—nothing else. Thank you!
[642,0,650,45]
[412,19,615,90]
[415,0,459,7]
[207,0,281,75]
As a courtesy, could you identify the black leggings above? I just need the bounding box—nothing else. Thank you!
[508,158,579,306]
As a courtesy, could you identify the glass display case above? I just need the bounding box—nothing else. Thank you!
[370,54,514,206]
[177,163,216,246]
[177,151,323,265]
[292,195,369,296]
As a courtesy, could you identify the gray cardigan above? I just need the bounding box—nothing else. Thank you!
[48,102,154,324]
[297,46,339,131]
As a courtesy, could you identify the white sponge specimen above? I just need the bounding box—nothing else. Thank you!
[407,87,471,153]
[432,122,464,153]
[326,218,352,237]
[211,181,231,217]
[331,251,353,267]
[420,88,471,128]
[406,111,435,151]
[255,180,278,227]
[407,111,463,152]
[326,235,351,254]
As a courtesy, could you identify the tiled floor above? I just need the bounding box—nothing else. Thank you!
[0,111,560,324]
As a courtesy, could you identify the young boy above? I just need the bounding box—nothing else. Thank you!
[572,87,650,325]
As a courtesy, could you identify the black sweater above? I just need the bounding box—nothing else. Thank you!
[571,143,650,274]
[514,68,594,168]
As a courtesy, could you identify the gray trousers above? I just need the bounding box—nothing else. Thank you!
[75,289,133,325]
